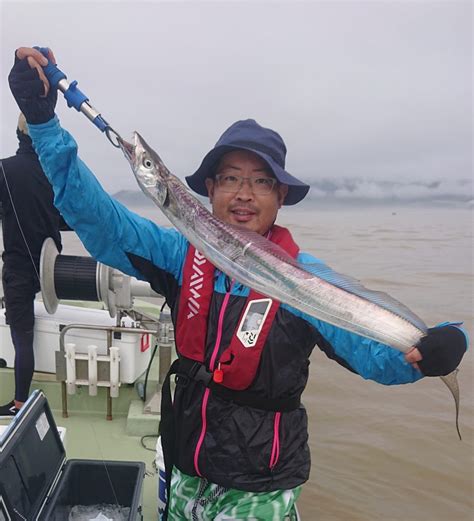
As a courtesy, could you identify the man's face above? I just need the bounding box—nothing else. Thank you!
[205,150,288,235]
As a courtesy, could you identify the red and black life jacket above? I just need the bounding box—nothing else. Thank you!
[175,224,299,390]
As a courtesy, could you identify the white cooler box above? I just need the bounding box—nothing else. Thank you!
[0,301,153,383]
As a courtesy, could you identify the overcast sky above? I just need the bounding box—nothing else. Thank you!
[0,0,471,196]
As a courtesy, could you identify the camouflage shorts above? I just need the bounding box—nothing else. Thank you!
[167,467,301,521]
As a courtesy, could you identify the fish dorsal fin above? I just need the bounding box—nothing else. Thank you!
[228,224,426,332]
[297,261,427,332]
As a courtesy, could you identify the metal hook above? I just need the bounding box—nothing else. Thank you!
[105,126,123,148]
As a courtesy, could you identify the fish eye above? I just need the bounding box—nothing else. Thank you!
[143,158,153,169]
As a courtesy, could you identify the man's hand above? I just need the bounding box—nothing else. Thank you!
[8,47,58,124]
[405,325,467,376]
[404,346,422,371]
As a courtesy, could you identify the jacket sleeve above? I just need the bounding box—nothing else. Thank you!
[27,117,187,283]
[289,252,424,385]
[311,318,423,384]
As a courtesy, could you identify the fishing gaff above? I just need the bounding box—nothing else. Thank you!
[34,46,131,150]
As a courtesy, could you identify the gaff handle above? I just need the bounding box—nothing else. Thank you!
[34,46,94,118]
[34,46,66,87]
[33,46,118,141]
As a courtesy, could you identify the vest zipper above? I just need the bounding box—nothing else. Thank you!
[193,280,234,476]
[269,412,281,470]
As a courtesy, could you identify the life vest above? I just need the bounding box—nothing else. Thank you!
[176,225,299,390]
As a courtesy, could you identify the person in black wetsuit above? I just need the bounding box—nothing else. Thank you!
[0,113,64,417]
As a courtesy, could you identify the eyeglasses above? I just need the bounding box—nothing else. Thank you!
[214,174,278,195]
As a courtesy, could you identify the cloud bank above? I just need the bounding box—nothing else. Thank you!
[114,176,473,209]
[303,177,473,204]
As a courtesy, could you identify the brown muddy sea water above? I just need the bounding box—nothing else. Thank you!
[62,204,473,521]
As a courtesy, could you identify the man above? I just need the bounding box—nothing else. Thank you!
[0,113,64,417]
[8,47,467,520]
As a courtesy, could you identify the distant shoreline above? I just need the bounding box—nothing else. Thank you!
[111,189,473,210]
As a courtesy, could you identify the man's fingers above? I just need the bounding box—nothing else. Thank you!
[405,347,421,371]
[16,47,48,65]
[405,347,422,366]
[47,48,57,65]
[15,47,54,97]
[26,56,50,97]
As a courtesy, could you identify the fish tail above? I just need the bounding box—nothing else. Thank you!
[440,369,462,441]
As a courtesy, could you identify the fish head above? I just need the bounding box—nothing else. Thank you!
[119,132,169,206]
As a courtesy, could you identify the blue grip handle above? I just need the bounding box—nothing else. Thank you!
[34,46,67,87]
[33,46,91,112]
[32,46,112,136]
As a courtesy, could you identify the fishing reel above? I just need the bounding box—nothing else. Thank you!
[40,238,159,318]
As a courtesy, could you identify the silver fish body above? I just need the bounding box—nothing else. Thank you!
[121,132,428,352]
[120,131,462,438]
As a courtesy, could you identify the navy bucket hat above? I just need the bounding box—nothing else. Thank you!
[185,119,310,205]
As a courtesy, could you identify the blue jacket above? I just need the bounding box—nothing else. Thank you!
[29,117,422,491]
